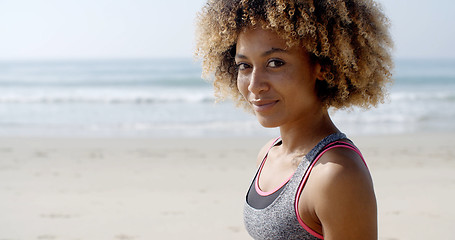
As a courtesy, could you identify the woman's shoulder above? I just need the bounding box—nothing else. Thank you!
[305,146,377,238]
[307,145,375,219]
[312,145,373,189]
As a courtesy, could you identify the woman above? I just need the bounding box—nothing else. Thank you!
[195,0,393,239]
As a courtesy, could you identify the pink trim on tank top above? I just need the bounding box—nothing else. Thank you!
[294,141,367,240]
[255,168,293,196]
[255,137,293,197]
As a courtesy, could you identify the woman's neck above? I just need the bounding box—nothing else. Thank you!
[278,109,339,155]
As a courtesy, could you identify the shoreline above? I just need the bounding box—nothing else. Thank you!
[1,132,454,239]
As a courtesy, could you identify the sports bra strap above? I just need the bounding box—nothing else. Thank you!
[318,141,367,169]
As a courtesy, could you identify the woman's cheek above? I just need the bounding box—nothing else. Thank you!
[237,76,249,99]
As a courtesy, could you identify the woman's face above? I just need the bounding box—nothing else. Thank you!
[235,28,323,128]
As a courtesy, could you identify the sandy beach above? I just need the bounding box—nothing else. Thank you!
[0,133,454,240]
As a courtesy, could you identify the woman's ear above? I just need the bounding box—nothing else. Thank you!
[309,53,329,81]
[316,63,331,81]
[314,63,325,81]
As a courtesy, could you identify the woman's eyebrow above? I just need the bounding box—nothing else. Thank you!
[236,47,288,59]
[235,53,247,59]
[262,47,288,57]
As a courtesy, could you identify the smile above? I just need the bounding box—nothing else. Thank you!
[250,99,279,112]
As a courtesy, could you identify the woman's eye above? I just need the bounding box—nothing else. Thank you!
[267,59,285,68]
[237,63,250,70]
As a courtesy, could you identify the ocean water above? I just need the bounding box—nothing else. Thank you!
[0,58,454,137]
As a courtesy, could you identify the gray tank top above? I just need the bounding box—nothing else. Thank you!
[244,132,348,240]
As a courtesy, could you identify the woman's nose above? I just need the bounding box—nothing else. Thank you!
[248,68,269,94]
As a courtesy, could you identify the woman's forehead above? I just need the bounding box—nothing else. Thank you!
[236,28,303,56]
[237,28,287,48]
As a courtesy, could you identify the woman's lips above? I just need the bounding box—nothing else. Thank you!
[250,99,279,112]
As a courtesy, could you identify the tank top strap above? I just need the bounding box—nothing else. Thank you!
[289,132,347,183]
[302,132,347,165]
[256,136,282,170]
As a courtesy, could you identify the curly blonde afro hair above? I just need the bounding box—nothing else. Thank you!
[195,0,394,109]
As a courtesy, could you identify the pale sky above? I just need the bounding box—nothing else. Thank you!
[0,0,454,60]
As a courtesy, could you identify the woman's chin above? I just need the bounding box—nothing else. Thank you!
[256,116,280,128]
